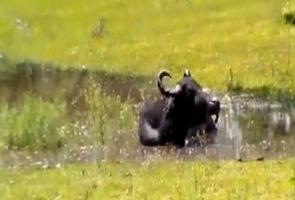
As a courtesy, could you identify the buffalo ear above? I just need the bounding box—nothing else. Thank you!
[183,69,191,77]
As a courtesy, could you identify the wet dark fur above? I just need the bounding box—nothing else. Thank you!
[138,73,220,147]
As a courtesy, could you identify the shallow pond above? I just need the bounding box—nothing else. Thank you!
[0,62,294,168]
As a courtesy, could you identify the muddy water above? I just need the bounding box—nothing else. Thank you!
[0,60,155,106]
[209,94,295,160]
[0,62,295,168]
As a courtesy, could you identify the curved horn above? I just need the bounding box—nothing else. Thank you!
[157,70,181,97]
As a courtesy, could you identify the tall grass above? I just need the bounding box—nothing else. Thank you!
[64,81,137,150]
[0,96,66,150]
[85,83,136,147]
[0,82,137,151]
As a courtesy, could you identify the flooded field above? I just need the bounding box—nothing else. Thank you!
[0,60,153,105]
[0,63,295,169]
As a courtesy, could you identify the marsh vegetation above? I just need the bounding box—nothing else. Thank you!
[0,0,295,199]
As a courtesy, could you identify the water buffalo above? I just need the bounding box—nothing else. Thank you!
[138,69,220,147]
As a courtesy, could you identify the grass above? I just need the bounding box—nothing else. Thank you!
[0,1,295,198]
[0,0,295,93]
[0,82,137,151]
[0,159,294,199]
[282,1,295,25]
[0,96,67,150]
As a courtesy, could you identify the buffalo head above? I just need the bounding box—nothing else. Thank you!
[157,69,220,126]
[138,69,220,147]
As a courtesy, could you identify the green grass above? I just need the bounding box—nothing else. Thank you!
[0,0,295,93]
[0,83,136,150]
[1,1,295,198]
[0,96,67,150]
[282,1,295,25]
[0,159,294,199]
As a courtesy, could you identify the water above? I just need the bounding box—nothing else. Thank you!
[214,94,295,160]
[0,62,295,168]
[0,60,153,105]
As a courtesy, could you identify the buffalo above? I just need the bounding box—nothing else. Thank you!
[138,69,220,147]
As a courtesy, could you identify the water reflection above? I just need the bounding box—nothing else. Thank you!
[220,95,243,159]
[0,63,295,168]
[216,94,295,161]
[1,93,294,169]
[268,109,292,139]
[0,60,153,106]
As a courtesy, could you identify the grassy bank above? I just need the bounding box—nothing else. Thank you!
[0,83,136,151]
[0,1,295,198]
[0,159,294,199]
[0,0,295,93]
